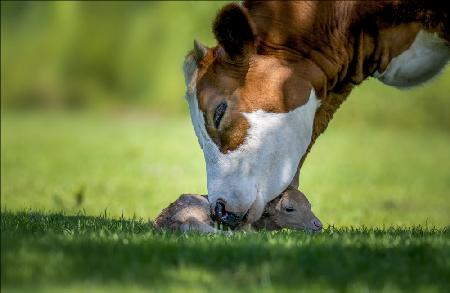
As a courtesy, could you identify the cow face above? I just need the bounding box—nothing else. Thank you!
[183,4,319,227]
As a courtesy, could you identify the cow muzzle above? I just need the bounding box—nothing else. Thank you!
[211,200,249,229]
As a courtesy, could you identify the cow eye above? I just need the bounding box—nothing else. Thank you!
[285,207,295,213]
[213,101,227,129]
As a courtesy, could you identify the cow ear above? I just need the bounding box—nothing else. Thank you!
[193,39,208,62]
[213,3,256,60]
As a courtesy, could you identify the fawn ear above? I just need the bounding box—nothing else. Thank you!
[213,3,257,60]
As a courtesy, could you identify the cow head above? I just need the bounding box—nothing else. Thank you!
[183,4,320,228]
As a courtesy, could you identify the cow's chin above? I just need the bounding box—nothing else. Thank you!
[208,176,293,226]
[245,193,266,224]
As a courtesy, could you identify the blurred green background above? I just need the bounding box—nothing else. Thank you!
[1,2,450,292]
[1,1,450,226]
[1,1,231,112]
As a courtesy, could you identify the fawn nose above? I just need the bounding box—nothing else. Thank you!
[312,218,323,230]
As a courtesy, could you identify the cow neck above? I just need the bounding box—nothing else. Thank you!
[247,1,449,171]
[257,34,356,166]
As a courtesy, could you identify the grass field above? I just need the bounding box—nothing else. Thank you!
[2,212,449,293]
[2,78,450,292]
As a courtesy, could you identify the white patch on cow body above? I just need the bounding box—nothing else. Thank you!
[183,55,320,222]
[374,30,450,87]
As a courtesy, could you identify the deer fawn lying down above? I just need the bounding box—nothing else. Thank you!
[154,188,322,233]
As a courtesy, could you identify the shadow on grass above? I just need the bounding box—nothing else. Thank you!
[2,211,450,291]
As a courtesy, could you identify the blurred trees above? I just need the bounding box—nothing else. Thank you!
[1,1,449,131]
[1,1,228,112]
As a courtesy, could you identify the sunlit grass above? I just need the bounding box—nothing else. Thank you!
[1,107,450,292]
[1,111,449,227]
[2,109,450,291]
[2,211,449,292]
[2,70,450,293]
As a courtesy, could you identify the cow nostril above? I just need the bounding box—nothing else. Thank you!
[212,201,245,229]
[214,201,225,219]
[312,219,323,230]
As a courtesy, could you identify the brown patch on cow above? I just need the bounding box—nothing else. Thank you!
[195,48,314,153]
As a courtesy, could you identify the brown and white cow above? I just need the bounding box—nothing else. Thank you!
[183,1,450,228]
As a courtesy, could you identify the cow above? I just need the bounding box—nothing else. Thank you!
[182,1,450,228]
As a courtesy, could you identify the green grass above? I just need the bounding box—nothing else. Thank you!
[1,105,449,226]
[2,211,449,293]
[1,79,450,291]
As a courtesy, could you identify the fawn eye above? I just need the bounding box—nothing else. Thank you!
[285,207,295,213]
[213,101,227,128]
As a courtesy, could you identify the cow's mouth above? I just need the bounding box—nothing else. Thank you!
[212,200,249,230]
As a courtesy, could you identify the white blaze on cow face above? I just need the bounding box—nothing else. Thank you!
[183,55,320,223]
